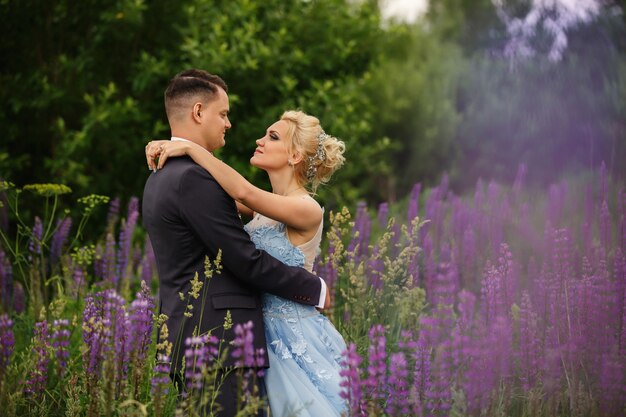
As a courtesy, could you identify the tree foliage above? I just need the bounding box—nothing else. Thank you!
[0,0,396,209]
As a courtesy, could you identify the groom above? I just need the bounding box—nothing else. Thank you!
[142,69,329,416]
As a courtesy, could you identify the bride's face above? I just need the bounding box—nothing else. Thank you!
[250,120,293,171]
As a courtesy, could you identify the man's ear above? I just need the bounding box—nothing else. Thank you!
[192,102,203,123]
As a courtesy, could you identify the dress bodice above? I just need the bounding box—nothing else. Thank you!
[244,204,323,318]
[244,205,323,273]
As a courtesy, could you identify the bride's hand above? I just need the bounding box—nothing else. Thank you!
[145,140,191,171]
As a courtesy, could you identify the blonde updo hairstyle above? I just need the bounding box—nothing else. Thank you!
[281,110,346,192]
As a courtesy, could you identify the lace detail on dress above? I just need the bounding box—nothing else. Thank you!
[244,222,306,269]
[244,215,346,413]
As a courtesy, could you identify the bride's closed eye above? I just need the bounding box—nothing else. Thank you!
[269,131,279,141]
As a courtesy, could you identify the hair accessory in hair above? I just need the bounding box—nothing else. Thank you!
[306,131,329,182]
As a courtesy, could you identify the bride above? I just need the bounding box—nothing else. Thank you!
[146,110,347,416]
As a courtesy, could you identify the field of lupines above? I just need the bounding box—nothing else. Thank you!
[0,162,624,416]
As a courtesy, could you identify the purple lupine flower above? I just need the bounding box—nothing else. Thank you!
[451,290,476,374]
[421,234,436,299]
[517,292,540,390]
[140,237,156,285]
[490,316,513,381]
[421,258,458,354]
[364,325,387,403]
[24,320,50,395]
[407,183,421,228]
[348,202,371,261]
[82,289,129,383]
[102,233,116,282]
[480,261,506,326]
[108,291,131,387]
[51,319,71,375]
[582,183,595,254]
[407,250,420,288]
[385,352,409,417]
[398,330,418,352]
[450,196,468,268]
[497,243,517,314]
[541,323,563,396]
[50,217,72,265]
[232,321,264,370]
[582,255,620,370]
[481,243,517,324]
[106,197,120,229]
[184,335,212,391]
[317,228,339,292]
[131,247,143,278]
[424,185,444,244]
[598,352,625,417]
[431,253,458,310]
[127,196,139,220]
[377,202,389,228]
[412,331,431,405]
[461,226,477,286]
[457,290,476,333]
[366,246,384,290]
[151,353,172,396]
[232,322,255,368]
[116,201,139,285]
[397,329,426,415]
[620,276,626,361]
[463,317,514,414]
[72,264,85,296]
[339,342,365,416]
[425,340,453,417]
[12,281,24,314]
[82,292,106,376]
[386,352,410,416]
[128,281,155,367]
[28,216,43,256]
[0,314,15,379]
[619,187,625,253]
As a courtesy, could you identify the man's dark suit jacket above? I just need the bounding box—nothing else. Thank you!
[142,156,322,373]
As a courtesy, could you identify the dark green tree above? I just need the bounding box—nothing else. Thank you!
[0,0,408,210]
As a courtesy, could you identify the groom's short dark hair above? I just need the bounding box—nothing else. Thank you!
[164,69,228,121]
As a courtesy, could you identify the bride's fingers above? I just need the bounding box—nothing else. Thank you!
[145,142,153,170]
[148,144,164,171]
[146,145,159,171]
[157,148,168,170]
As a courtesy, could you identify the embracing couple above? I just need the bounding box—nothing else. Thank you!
[142,69,347,416]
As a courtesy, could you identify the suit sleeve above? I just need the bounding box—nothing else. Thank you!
[178,165,322,305]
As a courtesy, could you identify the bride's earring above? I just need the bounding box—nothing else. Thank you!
[288,159,294,166]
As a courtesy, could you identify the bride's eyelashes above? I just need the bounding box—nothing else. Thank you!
[269,132,279,141]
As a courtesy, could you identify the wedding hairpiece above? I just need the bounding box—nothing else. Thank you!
[306,131,329,182]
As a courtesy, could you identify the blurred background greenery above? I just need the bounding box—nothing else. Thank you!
[1,0,624,213]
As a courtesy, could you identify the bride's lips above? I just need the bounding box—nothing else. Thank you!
[254,149,263,154]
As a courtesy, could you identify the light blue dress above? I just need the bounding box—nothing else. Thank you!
[244,211,347,417]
